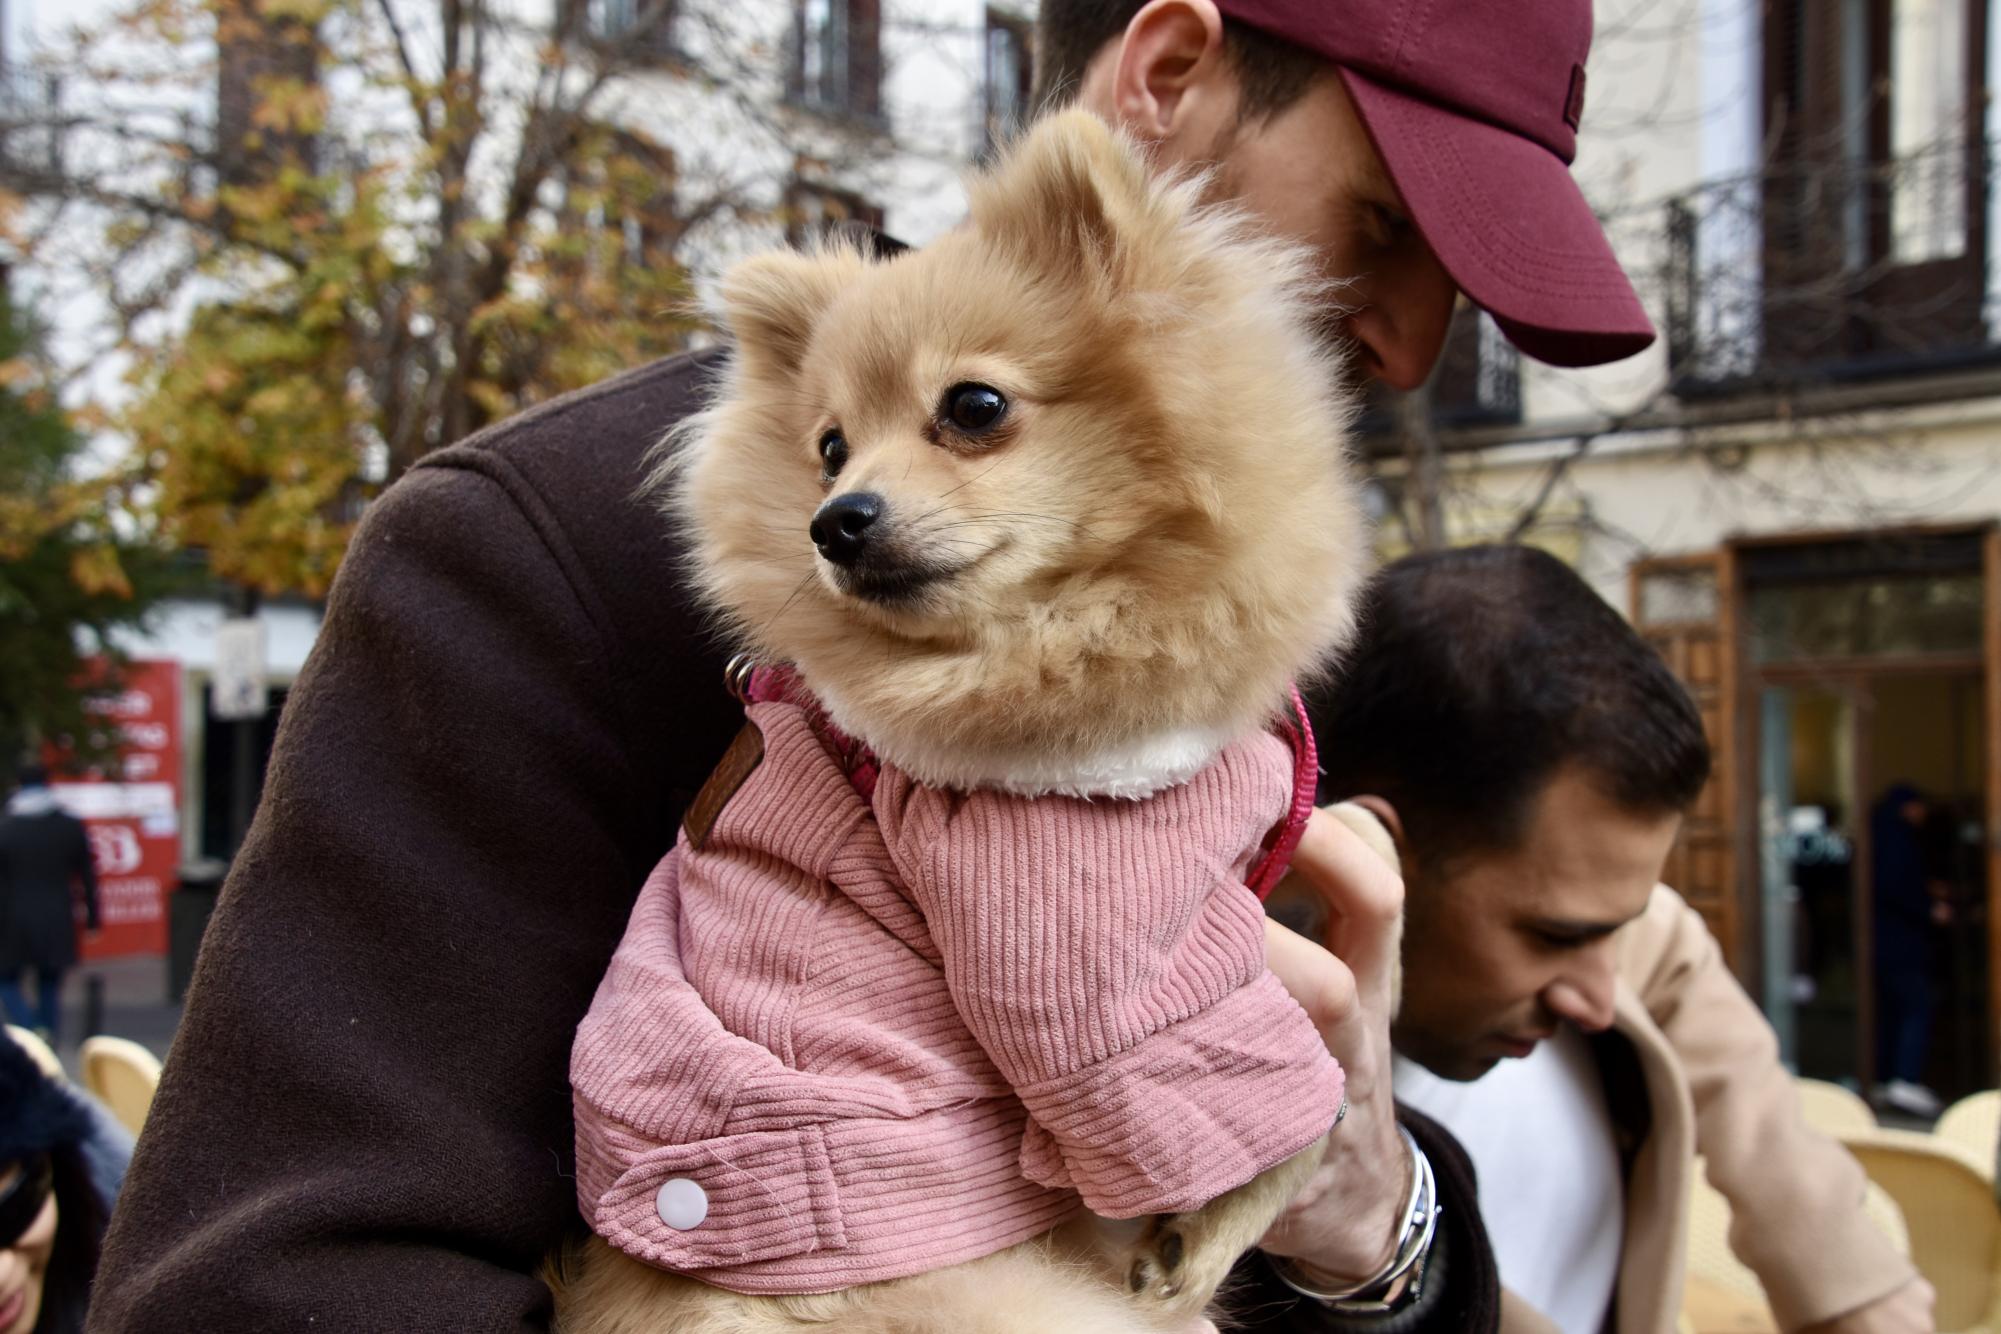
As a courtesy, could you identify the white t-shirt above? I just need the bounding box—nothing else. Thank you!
[1394,1027,1625,1334]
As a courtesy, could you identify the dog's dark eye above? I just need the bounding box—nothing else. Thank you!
[943,383,1007,434]
[819,430,849,477]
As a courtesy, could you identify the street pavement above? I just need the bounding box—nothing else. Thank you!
[51,953,183,1078]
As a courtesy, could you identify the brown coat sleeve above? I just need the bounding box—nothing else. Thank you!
[1616,886,1919,1331]
[88,359,739,1331]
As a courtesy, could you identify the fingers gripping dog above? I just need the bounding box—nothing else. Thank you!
[556,111,1371,1334]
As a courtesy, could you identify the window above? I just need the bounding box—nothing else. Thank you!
[602,130,680,264]
[791,0,881,121]
[1888,0,1969,263]
[1748,573,1985,662]
[564,0,678,55]
[1637,565,1721,628]
[214,0,319,187]
[551,129,680,279]
[1740,0,1991,382]
[784,180,884,248]
[983,8,1032,154]
[1761,0,1982,271]
[1743,533,1987,664]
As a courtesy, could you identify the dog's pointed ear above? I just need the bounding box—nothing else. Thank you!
[715,242,869,377]
[966,110,1171,286]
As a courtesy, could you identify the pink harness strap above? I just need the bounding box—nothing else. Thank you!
[741,664,1315,900]
[1247,687,1318,900]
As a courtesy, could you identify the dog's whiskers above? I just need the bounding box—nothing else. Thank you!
[753,571,820,642]
[934,455,1012,501]
[932,511,1100,541]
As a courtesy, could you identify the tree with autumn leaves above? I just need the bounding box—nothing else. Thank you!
[0,295,179,768]
[3,0,884,597]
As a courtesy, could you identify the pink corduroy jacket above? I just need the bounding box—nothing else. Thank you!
[570,683,1344,1295]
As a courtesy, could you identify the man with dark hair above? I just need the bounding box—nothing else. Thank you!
[1307,546,1932,1334]
[1315,545,1712,885]
[93,4,1659,1331]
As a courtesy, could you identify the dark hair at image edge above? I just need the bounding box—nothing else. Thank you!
[1032,1,1325,122]
[36,1145,106,1334]
[1310,544,1712,872]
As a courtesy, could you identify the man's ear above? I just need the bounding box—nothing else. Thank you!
[714,243,868,378]
[1105,0,1230,144]
[965,108,1163,286]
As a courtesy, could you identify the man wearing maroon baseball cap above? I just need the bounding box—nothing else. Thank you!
[1034,0,1655,1327]
[1037,0,1656,384]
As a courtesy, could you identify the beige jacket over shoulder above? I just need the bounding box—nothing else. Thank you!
[1507,886,1917,1334]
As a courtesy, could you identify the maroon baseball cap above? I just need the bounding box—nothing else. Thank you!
[1217,0,1655,368]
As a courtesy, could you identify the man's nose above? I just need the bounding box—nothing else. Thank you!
[1345,249,1457,392]
[1544,954,1617,1034]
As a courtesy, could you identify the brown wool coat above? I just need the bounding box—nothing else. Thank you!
[84,349,1498,1333]
[1505,887,1920,1334]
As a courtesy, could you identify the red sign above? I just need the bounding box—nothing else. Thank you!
[48,660,182,959]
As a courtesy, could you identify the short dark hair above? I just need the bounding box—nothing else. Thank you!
[1032,2,1326,123]
[15,762,49,789]
[40,1144,107,1334]
[1311,545,1711,871]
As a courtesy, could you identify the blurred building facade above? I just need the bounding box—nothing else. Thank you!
[6,0,1037,913]
[1363,0,2001,1102]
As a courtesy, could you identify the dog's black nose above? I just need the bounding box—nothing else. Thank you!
[810,492,883,565]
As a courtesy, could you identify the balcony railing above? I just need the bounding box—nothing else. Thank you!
[1662,139,2000,398]
[0,64,66,179]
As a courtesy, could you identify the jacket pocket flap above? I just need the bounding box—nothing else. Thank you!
[591,1124,846,1271]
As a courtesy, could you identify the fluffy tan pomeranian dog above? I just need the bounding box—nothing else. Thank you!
[551,109,1375,1333]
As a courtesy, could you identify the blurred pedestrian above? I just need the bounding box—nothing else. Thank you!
[0,1031,118,1334]
[1870,782,1949,1119]
[1308,545,1932,1334]
[0,768,99,1043]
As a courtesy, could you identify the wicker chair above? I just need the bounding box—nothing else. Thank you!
[1794,1077,1878,1138]
[1841,1128,2000,1332]
[1935,1091,1998,1182]
[5,1024,64,1081]
[78,1035,162,1136]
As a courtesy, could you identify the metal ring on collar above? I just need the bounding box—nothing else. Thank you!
[724,654,758,704]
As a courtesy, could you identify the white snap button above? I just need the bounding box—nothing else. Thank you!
[655,1177,708,1230]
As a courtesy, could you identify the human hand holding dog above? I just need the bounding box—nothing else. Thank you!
[1257,805,1411,1288]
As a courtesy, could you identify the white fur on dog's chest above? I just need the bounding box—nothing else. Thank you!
[818,689,1235,799]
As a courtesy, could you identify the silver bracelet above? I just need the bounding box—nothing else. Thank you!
[1267,1125,1440,1310]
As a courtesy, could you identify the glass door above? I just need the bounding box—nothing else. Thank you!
[1760,683,1864,1081]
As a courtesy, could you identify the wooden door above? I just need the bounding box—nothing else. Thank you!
[1632,551,1746,975]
